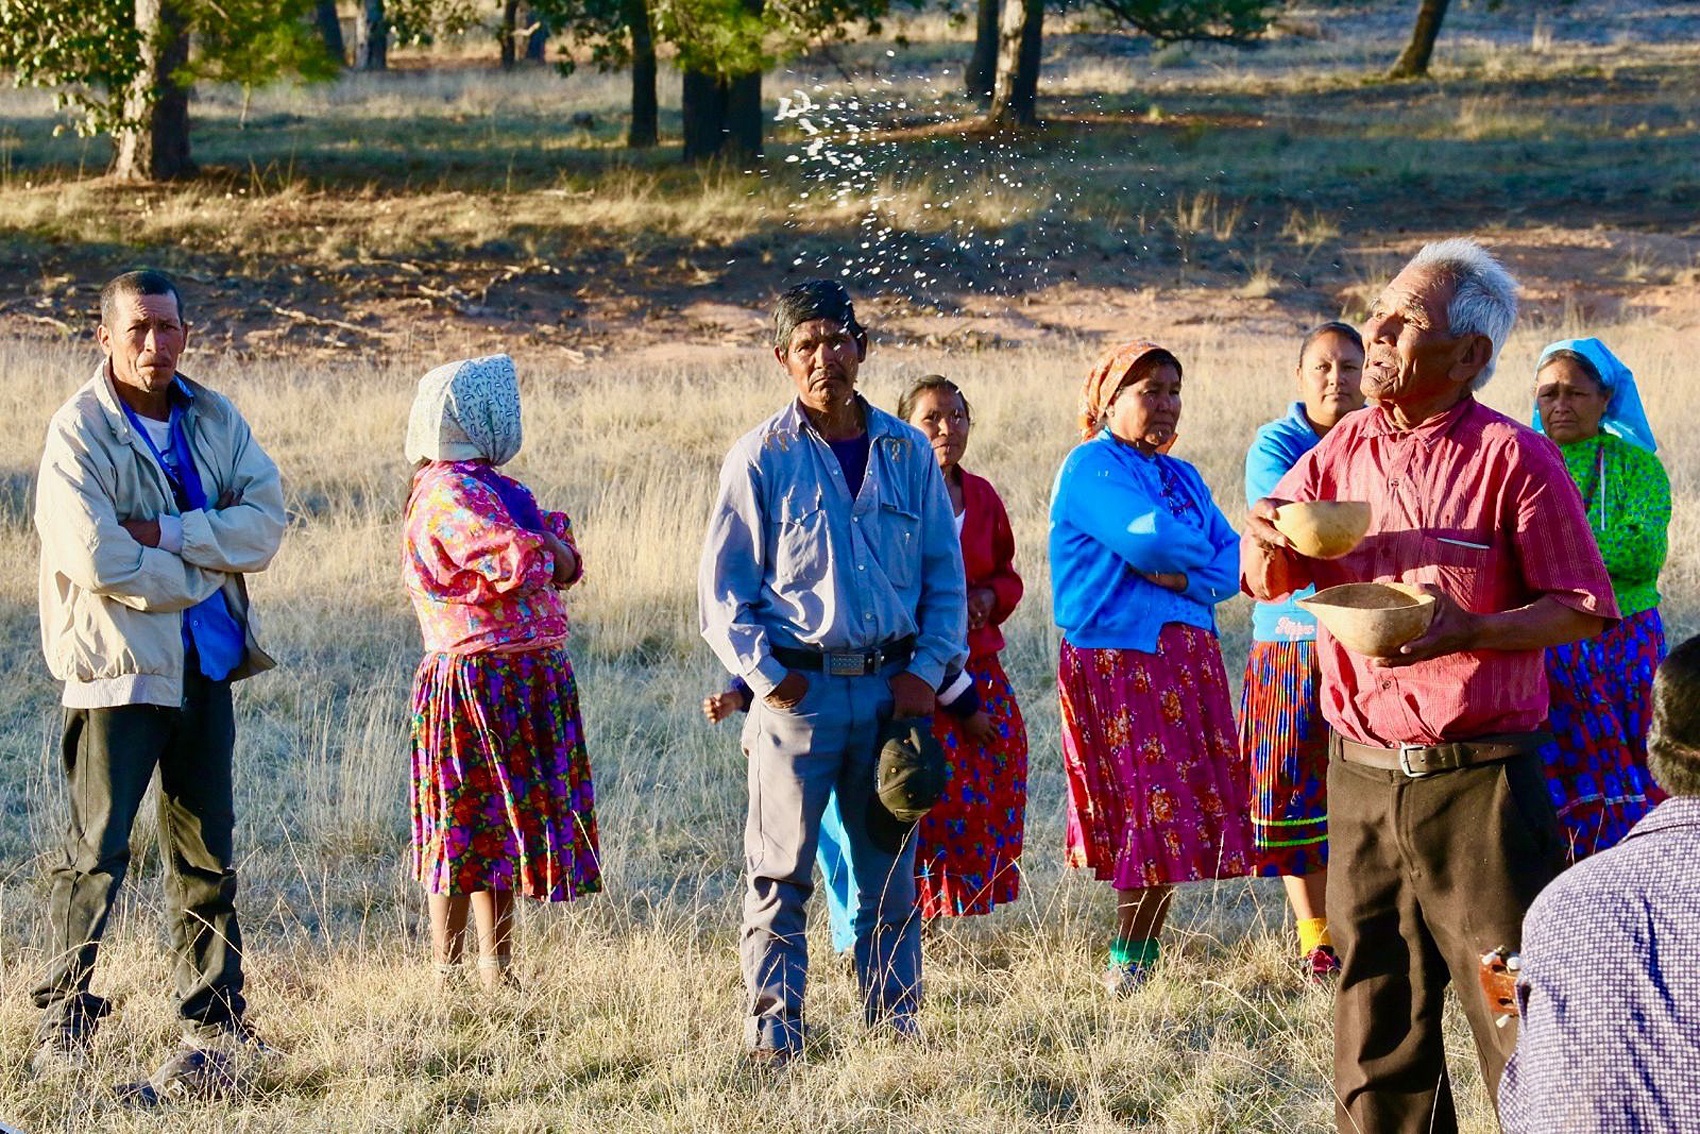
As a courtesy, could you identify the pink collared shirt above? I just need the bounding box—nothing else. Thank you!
[1250,397,1617,747]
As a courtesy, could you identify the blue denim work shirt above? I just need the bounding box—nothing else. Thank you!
[699,396,968,699]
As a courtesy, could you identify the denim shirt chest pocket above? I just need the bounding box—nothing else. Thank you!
[873,500,921,588]
[864,439,923,589]
[772,486,829,592]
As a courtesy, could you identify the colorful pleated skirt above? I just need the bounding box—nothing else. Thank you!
[1540,607,1667,862]
[410,646,602,901]
[1059,623,1254,890]
[914,653,1028,918]
[1240,640,1330,877]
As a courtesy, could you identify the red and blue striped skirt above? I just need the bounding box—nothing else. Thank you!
[1239,640,1330,877]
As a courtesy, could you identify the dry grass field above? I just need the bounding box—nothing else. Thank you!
[0,0,1697,1129]
[0,315,1693,1133]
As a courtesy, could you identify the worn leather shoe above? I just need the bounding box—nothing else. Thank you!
[118,1046,238,1106]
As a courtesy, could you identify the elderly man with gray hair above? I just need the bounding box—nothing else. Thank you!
[1242,239,1618,1133]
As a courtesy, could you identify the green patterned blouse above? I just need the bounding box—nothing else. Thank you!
[1556,432,1669,618]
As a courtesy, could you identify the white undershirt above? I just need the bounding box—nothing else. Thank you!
[133,414,187,554]
[137,414,173,453]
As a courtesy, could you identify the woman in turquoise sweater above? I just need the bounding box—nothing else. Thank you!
[1240,322,1364,980]
[1532,337,1670,860]
[1050,341,1251,996]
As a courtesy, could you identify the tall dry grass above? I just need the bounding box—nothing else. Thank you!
[0,313,1691,1131]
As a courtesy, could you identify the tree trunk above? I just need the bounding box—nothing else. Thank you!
[524,9,548,62]
[966,0,1000,104]
[680,0,761,162]
[1388,0,1450,79]
[114,0,194,181]
[626,0,657,148]
[315,0,346,64]
[682,69,726,162]
[498,0,519,69]
[355,0,387,71]
[681,69,761,162]
[986,0,1042,129]
[725,70,762,161]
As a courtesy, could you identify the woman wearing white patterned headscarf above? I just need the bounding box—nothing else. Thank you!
[401,355,600,990]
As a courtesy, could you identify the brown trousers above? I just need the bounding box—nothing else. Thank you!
[1327,742,1565,1134]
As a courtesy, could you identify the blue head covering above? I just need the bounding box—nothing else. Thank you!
[1531,337,1656,453]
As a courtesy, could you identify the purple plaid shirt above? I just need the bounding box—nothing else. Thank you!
[1500,796,1700,1132]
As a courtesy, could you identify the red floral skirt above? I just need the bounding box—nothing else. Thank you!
[914,654,1028,918]
[1059,624,1253,889]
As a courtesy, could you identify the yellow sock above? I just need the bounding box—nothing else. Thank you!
[1298,917,1331,955]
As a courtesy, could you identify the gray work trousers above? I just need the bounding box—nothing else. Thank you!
[32,671,246,1042]
[740,661,921,1053]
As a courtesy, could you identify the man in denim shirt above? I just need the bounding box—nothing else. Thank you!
[699,279,967,1062]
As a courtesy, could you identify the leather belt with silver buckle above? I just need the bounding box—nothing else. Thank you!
[1332,733,1544,778]
[770,636,916,677]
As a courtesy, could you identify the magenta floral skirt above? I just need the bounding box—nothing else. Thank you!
[410,646,602,900]
[1059,624,1254,890]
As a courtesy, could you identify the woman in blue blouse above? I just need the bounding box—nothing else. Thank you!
[1240,322,1365,980]
[1050,340,1253,995]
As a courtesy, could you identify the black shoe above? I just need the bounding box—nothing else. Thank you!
[184,1019,281,1060]
[31,995,111,1079]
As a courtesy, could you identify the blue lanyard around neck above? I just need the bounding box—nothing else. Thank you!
[122,399,207,512]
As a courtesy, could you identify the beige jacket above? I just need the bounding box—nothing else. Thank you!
[35,365,286,708]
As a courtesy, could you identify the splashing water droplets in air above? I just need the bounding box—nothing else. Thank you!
[772,71,1094,308]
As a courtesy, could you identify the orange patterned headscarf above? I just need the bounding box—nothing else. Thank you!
[1078,341,1183,440]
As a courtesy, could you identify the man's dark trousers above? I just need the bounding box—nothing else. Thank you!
[33,669,246,1041]
[1328,744,1565,1134]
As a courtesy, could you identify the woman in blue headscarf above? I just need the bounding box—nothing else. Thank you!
[1532,337,1669,860]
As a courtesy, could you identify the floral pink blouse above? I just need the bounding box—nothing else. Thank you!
[402,461,580,655]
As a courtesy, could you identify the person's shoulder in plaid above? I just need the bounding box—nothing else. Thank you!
[1501,635,1700,1133]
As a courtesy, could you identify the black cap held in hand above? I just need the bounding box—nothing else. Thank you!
[865,716,951,855]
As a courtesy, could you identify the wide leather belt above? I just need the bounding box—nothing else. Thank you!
[770,635,915,677]
[1332,732,1547,778]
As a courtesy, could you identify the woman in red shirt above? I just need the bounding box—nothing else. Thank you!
[899,375,1028,922]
